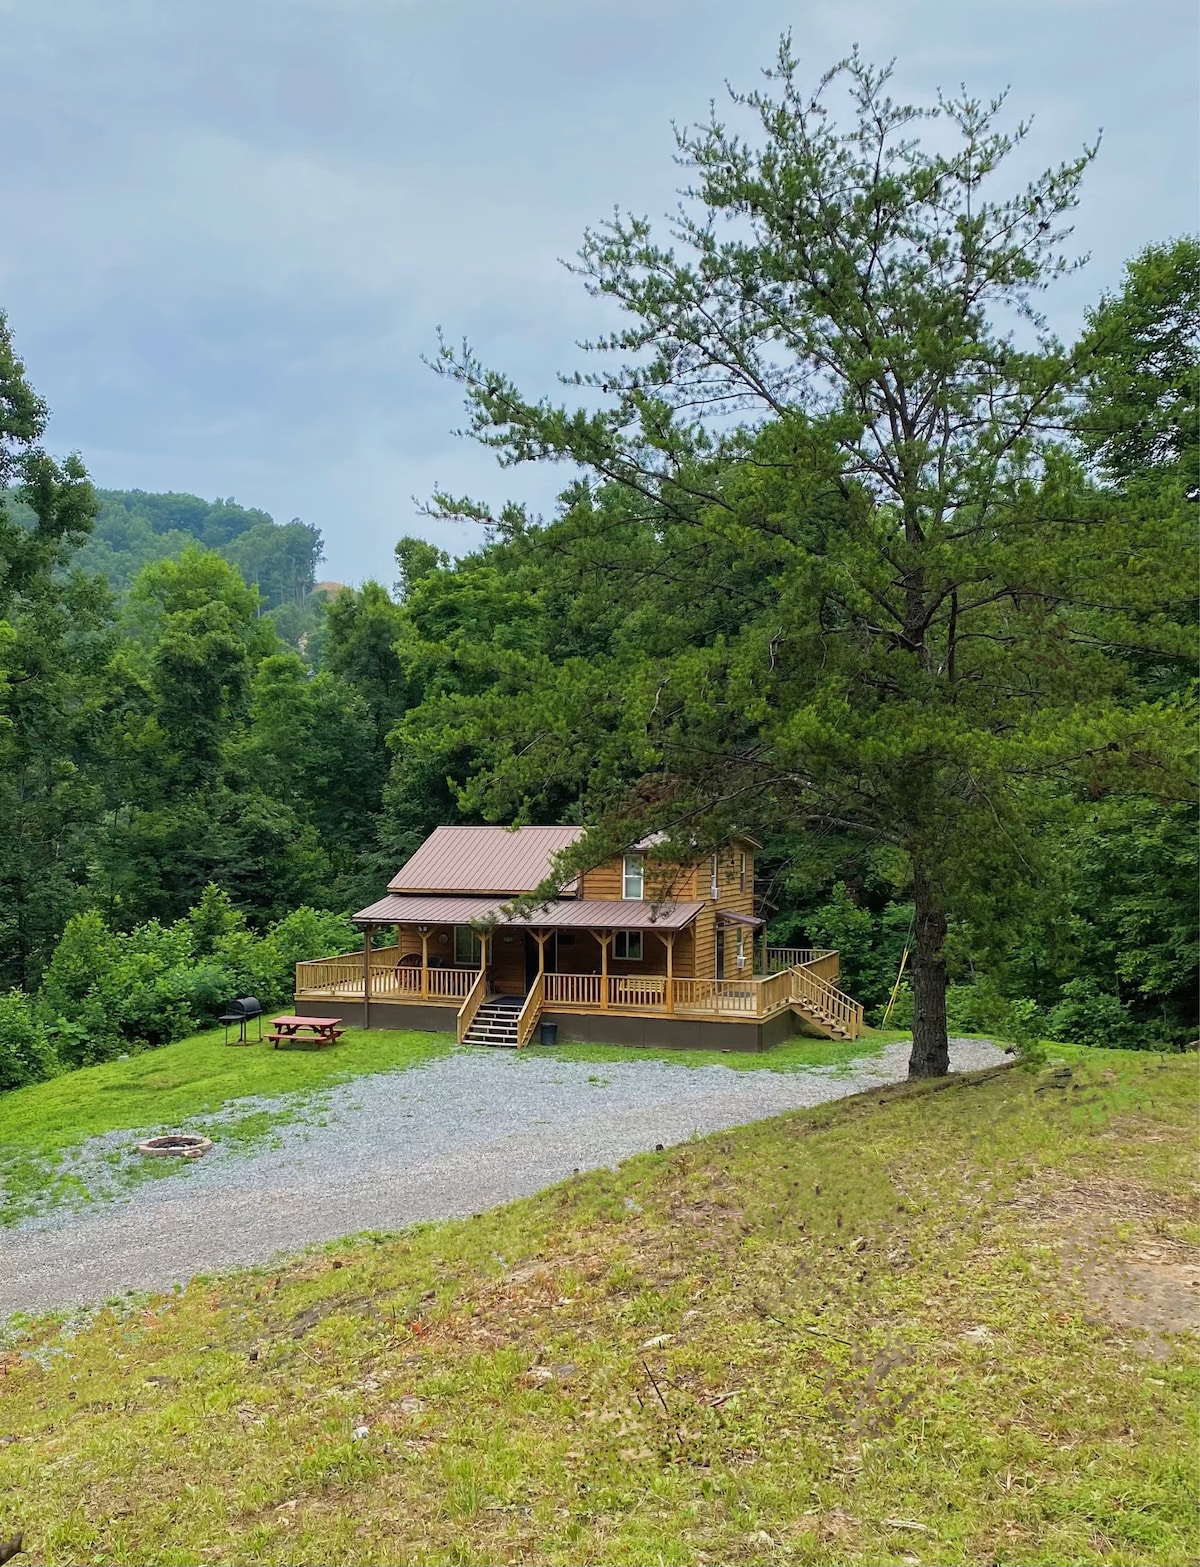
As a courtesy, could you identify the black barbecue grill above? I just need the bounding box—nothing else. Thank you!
[219,996,263,1045]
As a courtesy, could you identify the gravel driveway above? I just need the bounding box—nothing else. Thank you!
[1,1038,1004,1318]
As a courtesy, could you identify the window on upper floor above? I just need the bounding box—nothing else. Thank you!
[623,855,644,900]
[613,930,643,961]
[710,853,719,899]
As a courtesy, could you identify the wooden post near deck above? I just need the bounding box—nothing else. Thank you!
[592,930,611,1010]
[664,930,676,1014]
[534,930,551,976]
[420,930,429,1000]
[362,923,374,1029]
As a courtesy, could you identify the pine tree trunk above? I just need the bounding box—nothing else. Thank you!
[908,866,950,1078]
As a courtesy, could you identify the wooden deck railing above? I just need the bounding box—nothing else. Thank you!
[295,957,363,997]
[544,973,602,1007]
[789,965,864,1036]
[516,972,545,1048]
[766,947,839,982]
[673,977,759,1014]
[297,953,478,1001]
[297,950,862,1037]
[456,970,488,1044]
[609,975,668,1009]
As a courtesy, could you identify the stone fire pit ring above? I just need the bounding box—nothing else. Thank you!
[136,1133,213,1159]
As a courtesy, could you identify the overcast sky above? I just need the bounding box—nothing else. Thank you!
[1,0,1196,584]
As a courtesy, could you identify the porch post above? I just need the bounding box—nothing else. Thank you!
[535,931,549,975]
[591,930,610,1010]
[362,923,374,1029]
[420,930,429,1000]
[664,930,675,1015]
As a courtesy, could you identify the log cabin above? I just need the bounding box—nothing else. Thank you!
[295,825,864,1050]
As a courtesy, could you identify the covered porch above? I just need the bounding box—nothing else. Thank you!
[296,923,857,1039]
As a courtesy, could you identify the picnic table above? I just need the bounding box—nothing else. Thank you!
[268,1015,345,1050]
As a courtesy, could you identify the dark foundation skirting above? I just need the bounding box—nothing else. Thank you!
[541,1009,800,1053]
[292,999,803,1051]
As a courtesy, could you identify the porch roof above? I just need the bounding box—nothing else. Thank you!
[354,894,506,925]
[352,893,706,932]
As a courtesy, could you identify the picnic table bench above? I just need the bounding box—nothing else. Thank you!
[268,1015,345,1049]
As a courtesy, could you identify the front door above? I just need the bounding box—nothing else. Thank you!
[715,927,725,980]
[524,932,556,992]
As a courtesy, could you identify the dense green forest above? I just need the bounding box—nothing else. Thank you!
[0,52,1195,1088]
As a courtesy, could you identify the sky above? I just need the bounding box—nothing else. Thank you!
[0,0,1196,585]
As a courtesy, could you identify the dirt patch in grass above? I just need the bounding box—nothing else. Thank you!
[1026,1176,1200,1352]
[0,1050,1195,1567]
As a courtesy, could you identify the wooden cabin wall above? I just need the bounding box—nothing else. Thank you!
[379,836,753,992]
[580,857,695,902]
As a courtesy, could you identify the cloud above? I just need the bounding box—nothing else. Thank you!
[0,0,1194,580]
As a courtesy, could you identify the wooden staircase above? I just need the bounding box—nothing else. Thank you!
[462,995,523,1048]
[787,965,865,1040]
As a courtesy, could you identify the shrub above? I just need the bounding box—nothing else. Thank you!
[27,896,361,1075]
[38,910,121,1020]
[1047,978,1146,1050]
[0,990,58,1089]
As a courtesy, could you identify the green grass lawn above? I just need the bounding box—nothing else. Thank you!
[0,1047,1195,1566]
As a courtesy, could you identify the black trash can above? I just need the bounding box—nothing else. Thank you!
[539,1022,558,1047]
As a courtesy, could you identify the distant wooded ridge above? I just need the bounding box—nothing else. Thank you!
[5,485,327,610]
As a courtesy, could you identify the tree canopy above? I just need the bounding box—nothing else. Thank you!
[427,50,1196,1075]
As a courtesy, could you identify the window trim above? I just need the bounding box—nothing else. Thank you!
[453,924,483,966]
[739,850,747,893]
[612,929,643,961]
[622,854,645,900]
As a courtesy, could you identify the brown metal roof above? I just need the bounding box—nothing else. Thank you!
[354,894,704,932]
[353,895,507,925]
[506,899,705,932]
[386,825,585,895]
[717,910,764,927]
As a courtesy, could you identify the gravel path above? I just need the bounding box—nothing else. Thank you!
[0,1038,1004,1317]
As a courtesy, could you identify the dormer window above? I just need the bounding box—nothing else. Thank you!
[623,855,644,900]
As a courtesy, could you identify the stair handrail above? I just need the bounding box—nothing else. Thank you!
[515,972,546,1048]
[456,969,488,1044]
[789,963,864,1038]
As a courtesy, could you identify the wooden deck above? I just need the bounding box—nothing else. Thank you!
[295,947,864,1039]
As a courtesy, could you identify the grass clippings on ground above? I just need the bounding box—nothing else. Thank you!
[0,1047,1195,1566]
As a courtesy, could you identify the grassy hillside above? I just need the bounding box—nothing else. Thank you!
[1,1049,1196,1566]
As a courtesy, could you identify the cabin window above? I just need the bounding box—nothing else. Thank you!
[739,851,747,892]
[623,855,644,899]
[454,925,483,966]
[736,927,747,968]
[613,930,643,961]
[710,854,719,899]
